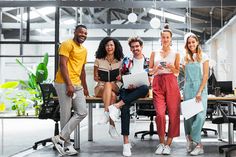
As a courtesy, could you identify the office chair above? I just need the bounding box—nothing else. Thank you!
[134,103,158,140]
[201,104,218,136]
[212,101,236,157]
[33,83,60,150]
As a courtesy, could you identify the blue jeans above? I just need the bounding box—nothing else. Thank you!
[120,85,149,135]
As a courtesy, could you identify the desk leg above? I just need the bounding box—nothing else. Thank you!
[216,107,223,140]
[88,103,93,141]
[228,103,234,144]
[74,123,80,149]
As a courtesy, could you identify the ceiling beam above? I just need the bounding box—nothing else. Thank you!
[1,22,219,29]
[0,0,236,8]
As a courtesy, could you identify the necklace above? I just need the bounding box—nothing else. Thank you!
[106,56,115,65]
[160,49,170,58]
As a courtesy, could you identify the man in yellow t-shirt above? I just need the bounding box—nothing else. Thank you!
[52,25,89,156]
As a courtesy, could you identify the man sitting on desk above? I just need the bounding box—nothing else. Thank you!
[108,36,149,157]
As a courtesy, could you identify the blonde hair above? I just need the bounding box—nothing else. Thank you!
[184,34,202,63]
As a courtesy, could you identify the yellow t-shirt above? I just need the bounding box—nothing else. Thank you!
[55,39,87,86]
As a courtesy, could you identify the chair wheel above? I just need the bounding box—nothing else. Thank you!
[42,142,46,146]
[33,145,37,150]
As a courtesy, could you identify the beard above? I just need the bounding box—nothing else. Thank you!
[76,36,86,44]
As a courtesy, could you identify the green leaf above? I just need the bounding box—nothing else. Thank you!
[36,63,48,83]
[43,53,49,66]
[16,59,34,74]
[12,105,17,110]
[0,81,19,89]
[28,74,37,89]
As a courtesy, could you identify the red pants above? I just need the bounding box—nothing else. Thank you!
[152,73,181,138]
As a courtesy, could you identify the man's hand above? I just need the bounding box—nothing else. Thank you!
[66,85,74,97]
[128,84,136,90]
[83,88,89,97]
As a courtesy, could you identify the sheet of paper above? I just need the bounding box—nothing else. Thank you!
[122,72,149,89]
[181,98,204,120]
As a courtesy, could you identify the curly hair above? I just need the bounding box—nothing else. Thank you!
[95,37,124,61]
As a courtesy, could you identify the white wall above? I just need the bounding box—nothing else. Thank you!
[206,15,236,88]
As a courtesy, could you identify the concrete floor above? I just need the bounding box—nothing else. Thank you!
[1,108,236,157]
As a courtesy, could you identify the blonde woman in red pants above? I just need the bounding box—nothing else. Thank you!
[149,24,181,155]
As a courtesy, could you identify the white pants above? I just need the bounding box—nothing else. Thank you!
[54,83,87,146]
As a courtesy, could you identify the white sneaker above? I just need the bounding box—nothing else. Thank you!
[51,135,66,155]
[190,145,204,156]
[155,143,165,155]
[64,145,78,155]
[123,143,132,157]
[108,105,120,122]
[108,125,120,139]
[98,111,109,124]
[162,145,171,155]
[186,138,193,153]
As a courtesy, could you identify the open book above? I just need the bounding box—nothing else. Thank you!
[98,68,119,82]
[122,72,149,89]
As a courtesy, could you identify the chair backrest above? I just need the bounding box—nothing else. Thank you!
[136,103,156,117]
[38,83,60,121]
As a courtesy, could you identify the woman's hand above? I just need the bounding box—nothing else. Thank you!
[166,63,174,70]
[195,92,202,103]
[149,65,161,75]
[94,75,100,82]
[116,74,122,81]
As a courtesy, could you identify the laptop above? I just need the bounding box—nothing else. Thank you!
[122,72,149,89]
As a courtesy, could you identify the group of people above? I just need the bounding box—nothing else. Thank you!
[51,24,209,157]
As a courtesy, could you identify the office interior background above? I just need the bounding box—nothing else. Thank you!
[0,0,236,157]
[0,0,236,107]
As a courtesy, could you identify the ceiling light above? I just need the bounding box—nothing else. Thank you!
[150,17,161,29]
[149,8,185,22]
[128,12,137,23]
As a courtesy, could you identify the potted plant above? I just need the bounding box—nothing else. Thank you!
[15,53,49,116]
[0,81,19,113]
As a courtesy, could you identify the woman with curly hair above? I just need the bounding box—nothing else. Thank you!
[94,37,124,138]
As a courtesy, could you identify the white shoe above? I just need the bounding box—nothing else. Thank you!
[162,145,171,155]
[64,145,78,155]
[108,125,120,139]
[186,137,193,153]
[155,143,165,155]
[108,105,120,122]
[190,145,204,156]
[51,135,66,155]
[98,111,109,125]
[123,143,132,157]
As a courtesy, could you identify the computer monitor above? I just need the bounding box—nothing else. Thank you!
[216,81,233,95]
